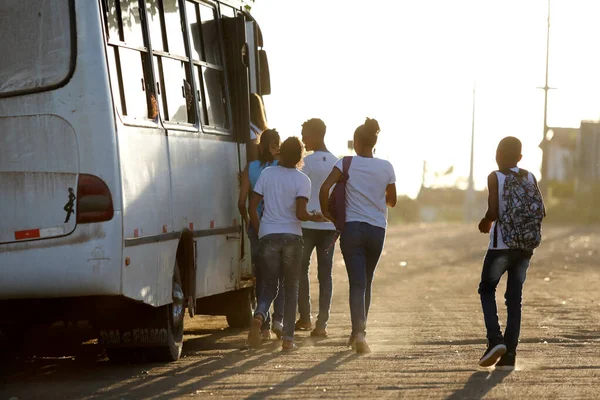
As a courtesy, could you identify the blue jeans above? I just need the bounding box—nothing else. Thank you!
[479,249,532,352]
[298,228,337,329]
[248,226,284,330]
[340,222,386,337]
[255,233,303,341]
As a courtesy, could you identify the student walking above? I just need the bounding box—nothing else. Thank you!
[238,129,284,339]
[320,118,397,354]
[477,136,545,370]
[296,118,338,336]
[248,137,326,351]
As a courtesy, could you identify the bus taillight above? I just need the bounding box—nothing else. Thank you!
[76,174,114,224]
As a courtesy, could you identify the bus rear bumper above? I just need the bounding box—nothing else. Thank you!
[0,215,123,299]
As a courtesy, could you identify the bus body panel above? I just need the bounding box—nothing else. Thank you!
[195,235,238,298]
[122,240,178,306]
[118,126,173,242]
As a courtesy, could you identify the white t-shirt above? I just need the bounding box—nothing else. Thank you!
[489,167,536,249]
[254,166,311,238]
[334,156,396,230]
[301,151,337,230]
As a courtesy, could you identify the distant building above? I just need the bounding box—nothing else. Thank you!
[577,121,600,184]
[540,127,578,182]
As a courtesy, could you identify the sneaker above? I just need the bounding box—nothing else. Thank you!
[495,352,516,371]
[354,333,371,354]
[247,316,264,348]
[281,340,297,351]
[310,328,328,338]
[261,330,272,341]
[479,343,507,367]
[295,319,312,331]
[272,320,283,339]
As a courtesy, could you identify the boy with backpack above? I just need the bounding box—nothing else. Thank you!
[477,137,545,370]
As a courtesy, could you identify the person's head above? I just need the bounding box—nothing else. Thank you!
[258,129,281,166]
[250,93,268,131]
[279,136,305,169]
[353,117,380,154]
[496,136,523,169]
[301,118,326,152]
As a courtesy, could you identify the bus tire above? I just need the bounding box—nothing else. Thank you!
[225,288,253,329]
[149,262,185,362]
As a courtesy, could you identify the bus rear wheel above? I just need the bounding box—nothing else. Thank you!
[104,263,184,363]
[149,263,184,362]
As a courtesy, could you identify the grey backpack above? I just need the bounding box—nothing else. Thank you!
[494,169,544,251]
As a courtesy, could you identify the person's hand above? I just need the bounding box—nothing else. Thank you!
[312,212,328,223]
[478,218,492,234]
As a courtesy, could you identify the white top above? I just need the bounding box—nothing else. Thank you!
[254,166,311,238]
[489,167,535,249]
[301,151,337,230]
[334,156,396,230]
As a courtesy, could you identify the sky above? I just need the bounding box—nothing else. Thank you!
[250,0,600,198]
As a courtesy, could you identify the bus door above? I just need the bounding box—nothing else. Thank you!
[222,6,254,280]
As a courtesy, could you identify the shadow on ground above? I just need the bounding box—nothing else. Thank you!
[446,370,512,400]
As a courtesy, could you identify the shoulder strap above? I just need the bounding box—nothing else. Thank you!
[342,156,353,175]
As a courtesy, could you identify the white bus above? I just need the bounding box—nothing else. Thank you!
[0,0,271,361]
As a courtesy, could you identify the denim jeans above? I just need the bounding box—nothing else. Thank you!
[298,228,337,329]
[248,226,284,330]
[479,249,532,352]
[255,233,303,341]
[340,222,386,337]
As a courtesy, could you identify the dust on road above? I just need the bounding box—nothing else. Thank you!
[1,224,599,399]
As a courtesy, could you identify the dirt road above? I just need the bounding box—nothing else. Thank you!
[1,223,599,399]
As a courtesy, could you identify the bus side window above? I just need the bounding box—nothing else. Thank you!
[185,2,229,130]
[104,0,156,120]
[147,0,196,125]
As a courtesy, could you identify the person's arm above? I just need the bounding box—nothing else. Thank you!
[385,162,397,207]
[249,192,262,232]
[479,172,499,233]
[237,166,251,226]
[319,167,343,223]
[296,197,326,222]
[386,183,397,207]
[247,141,259,162]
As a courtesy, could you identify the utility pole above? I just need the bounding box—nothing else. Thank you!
[539,0,553,198]
[465,82,476,222]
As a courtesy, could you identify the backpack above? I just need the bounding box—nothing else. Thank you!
[328,156,353,232]
[494,169,544,251]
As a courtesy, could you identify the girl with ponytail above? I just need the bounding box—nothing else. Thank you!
[319,118,397,354]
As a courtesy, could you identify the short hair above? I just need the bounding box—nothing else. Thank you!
[301,118,326,137]
[279,136,305,168]
[497,136,522,162]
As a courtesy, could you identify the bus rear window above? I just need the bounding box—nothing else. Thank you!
[0,0,74,97]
